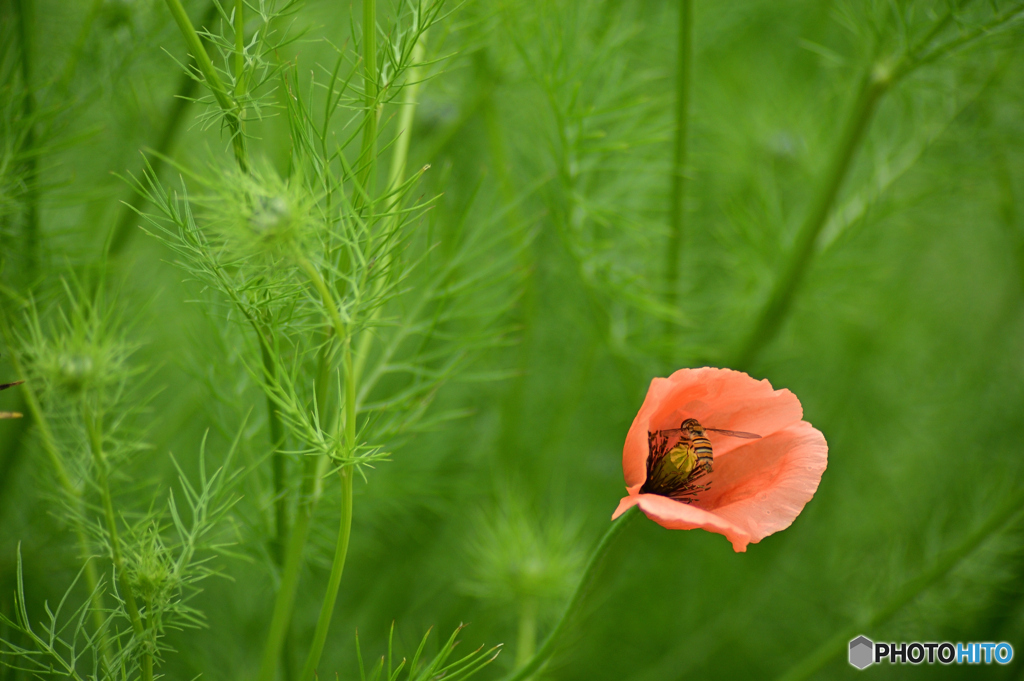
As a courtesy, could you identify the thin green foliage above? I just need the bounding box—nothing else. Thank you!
[4,1,1024,680]
[355,623,500,681]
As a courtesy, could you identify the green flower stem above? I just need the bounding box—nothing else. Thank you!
[258,260,352,681]
[257,484,317,681]
[664,0,693,317]
[353,27,429,385]
[0,319,111,669]
[233,0,245,95]
[83,401,153,681]
[260,330,288,569]
[298,328,358,679]
[732,66,887,368]
[777,489,1024,681]
[515,598,537,668]
[296,256,348,342]
[162,0,248,171]
[500,506,641,681]
[298,466,354,680]
[386,29,428,197]
[355,0,379,210]
[730,1,1017,368]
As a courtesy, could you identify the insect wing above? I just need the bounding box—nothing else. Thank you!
[705,427,761,439]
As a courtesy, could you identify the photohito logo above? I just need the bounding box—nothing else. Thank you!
[848,635,1013,669]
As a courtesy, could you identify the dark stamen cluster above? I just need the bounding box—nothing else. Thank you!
[639,430,710,503]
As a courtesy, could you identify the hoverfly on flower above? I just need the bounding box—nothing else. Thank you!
[614,367,828,552]
[641,417,760,503]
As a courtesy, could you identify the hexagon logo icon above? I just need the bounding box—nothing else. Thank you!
[849,635,874,669]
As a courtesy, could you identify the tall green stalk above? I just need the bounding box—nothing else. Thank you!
[257,476,317,681]
[515,598,538,668]
[355,0,379,209]
[258,256,351,681]
[664,0,693,319]
[730,2,1018,368]
[353,26,428,384]
[109,1,219,256]
[386,30,427,197]
[731,67,887,368]
[162,0,248,171]
[84,401,153,681]
[298,467,354,680]
[499,506,640,681]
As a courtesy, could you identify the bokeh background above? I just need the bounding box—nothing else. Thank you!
[2,1,1024,679]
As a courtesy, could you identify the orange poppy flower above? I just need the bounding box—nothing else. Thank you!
[612,367,827,552]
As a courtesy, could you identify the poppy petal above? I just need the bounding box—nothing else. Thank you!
[636,493,753,552]
[623,367,805,488]
[617,367,827,552]
[699,420,827,546]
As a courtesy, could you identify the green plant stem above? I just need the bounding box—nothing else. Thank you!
[729,1,1022,368]
[732,66,887,368]
[664,0,692,318]
[355,0,379,209]
[257,481,316,681]
[500,506,640,681]
[386,30,427,197]
[260,331,288,569]
[254,347,328,681]
[108,1,219,256]
[14,0,39,278]
[298,329,358,679]
[777,489,1024,681]
[258,265,347,681]
[515,598,537,668]
[298,467,354,680]
[234,0,245,95]
[0,320,111,668]
[162,0,248,171]
[353,27,429,384]
[296,256,348,341]
[83,401,153,681]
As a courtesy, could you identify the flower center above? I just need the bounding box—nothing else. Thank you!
[640,418,712,503]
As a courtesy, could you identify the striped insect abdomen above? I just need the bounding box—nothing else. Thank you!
[692,436,713,472]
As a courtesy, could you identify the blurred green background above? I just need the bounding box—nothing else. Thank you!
[2,0,1024,679]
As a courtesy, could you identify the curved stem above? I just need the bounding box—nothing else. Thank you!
[257,484,316,681]
[258,270,346,681]
[732,67,887,368]
[108,1,219,256]
[299,334,357,680]
[162,0,248,171]
[499,506,640,681]
[514,598,537,668]
[298,468,354,680]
